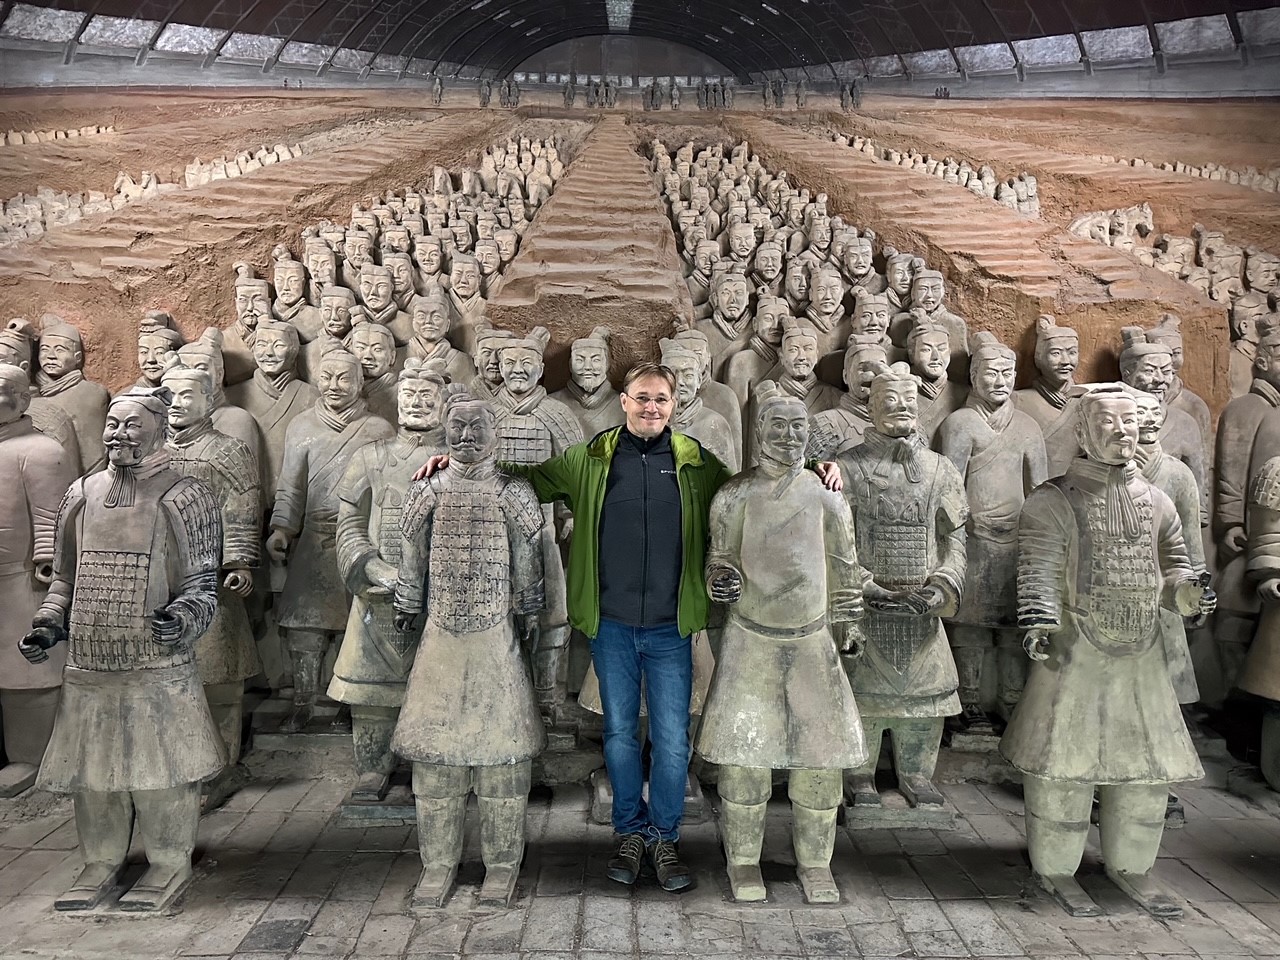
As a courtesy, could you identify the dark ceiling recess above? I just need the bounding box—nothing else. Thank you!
[27,0,1280,77]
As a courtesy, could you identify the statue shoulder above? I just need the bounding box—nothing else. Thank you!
[498,475,544,539]
[538,396,584,439]
[400,477,439,538]
[208,432,259,493]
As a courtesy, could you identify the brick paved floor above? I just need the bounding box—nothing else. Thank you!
[0,757,1278,960]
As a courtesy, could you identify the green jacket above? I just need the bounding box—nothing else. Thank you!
[504,426,731,639]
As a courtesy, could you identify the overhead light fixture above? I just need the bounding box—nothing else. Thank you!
[605,0,633,32]
[470,0,490,7]
[509,17,525,26]
[525,26,540,35]
[762,3,779,14]
[739,14,755,25]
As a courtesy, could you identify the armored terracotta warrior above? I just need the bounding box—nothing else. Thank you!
[724,295,788,409]
[470,321,516,401]
[1133,393,1205,705]
[20,386,225,912]
[661,338,739,472]
[672,328,743,469]
[806,335,889,460]
[492,328,582,708]
[226,318,319,501]
[909,322,967,442]
[1013,316,1084,478]
[839,363,968,809]
[350,321,400,425]
[938,334,1048,731]
[889,269,970,382]
[0,363,75,797]
[694,269,752,380]
[404,288,471,384]
[393,389,545,908]
[699,382,868,904]
[178,330,264,478]
[303,286,357,383]
[267,341,395,731]
[271,248,323,343]
[0,319,80,464]
[332,360,450,802]
[1237,456,1280,789]
[446,254,486,355]
[161,358,261,797]
[133,310,185,389]
[224,263,273,386]
[358,263,412,347]
[36,314,109,475]
[1145,314,1211,461]
[550,326,624,438]
[1001,384,1213,919]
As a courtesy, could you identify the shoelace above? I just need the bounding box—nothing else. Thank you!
[618,836,645,862]
[650,841,681,870]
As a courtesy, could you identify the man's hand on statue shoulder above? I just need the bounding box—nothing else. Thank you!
[414,454,450,482]
[815,461,843,492]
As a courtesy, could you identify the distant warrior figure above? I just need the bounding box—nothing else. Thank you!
[0,362,76,798]
[660,338,739,472]
[358,263,413,347]
[304,286,357,382]
[1236,456,1280,790]
[432,75,444,106]
[161,358,261,802]
[350,321,400,426]
[405,288,472,384]
[0,319,80,464]
[224,263,273,386]
[694,269,752,380]
[271,248,323,343]
[839,363,969,810]
[550,326,624,438]
[1230,294,1267,399]
[393,389,545,908]
[563,79,576,109]
[21,386,225,913]
[699,382,867,904]
[806,335,888,460]
[267,342,395,732]
[724,295,788,409]
[36,314,110,475]
[937,334,1047,731]
[1012,316,1084,478]
[1001,385,1214,919]
[177,330,264,480]
[908,322,967,443]
[445,254,487,355]
[133,310,185,389]
[672,329,745,470]
[469,321,516,402]
[842,237,887,298]
[883,251,920,314]
[1145,313,1211,463]
[889,269,970,382]
[332,360,450,802]
[479,78,491,107]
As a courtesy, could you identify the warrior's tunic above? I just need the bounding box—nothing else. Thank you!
[1239,459,1280,703]
[226,371,319,499]
[550,383,625,440]
[37,374,108,475]
[1013,381,1083,478]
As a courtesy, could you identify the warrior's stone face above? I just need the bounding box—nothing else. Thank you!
[318,361,360,412]
[412,301,450,342]
[1231,300,1266,342]
[236,285,271,327]
[350,327,395,379]
[474,340,504,384]
[104,399,163,466]
[870,381,919,437]
[728,224,755,260]
[1134,393,1166,444]
[910,331,950,381]
[359,272,394,312]
[753,245,782,281]
[912,276,944,312]
[785,263,809,303]
[715,278,750,320]
[1246,253,1279,293]
[386,257,415,298]
[474,242,500,276]
[451,262,481,299]
[754,302,788,344]
[811,272,843,318]
[398,378,442,431]
[0,373,28,424]
[808,219,832,252]
[499,346,543,396]
[320,298,353,338]
[451,223,474,253]
[307,250,336,287]
[852,299,890,339]
[1036,340,1078,385]
[413,243,443,276]
[384,229,411,254]
[38,336,82,377]
[1079,395,1139,465]
[1148,333,1184,373]
[253,329,297,375]
[974,356,1016,406]
[1255,339,1280,386]
[446,403,496,463]
[843,240,874,280]
[847,354,887,402]
[167,379,211,429]
[0,342,28,371]
[494,231,518,263]
[344,236,373,267]
[667,355,702,409]
[137,334,173,385]
[1128,353,1174,400]
[274,265,306,306]
[693,245,719,275]
[781,337,818,379]
[886,260,913,297]
[757,402,809,464]
[570,344,608,392]
[181,351,226,390]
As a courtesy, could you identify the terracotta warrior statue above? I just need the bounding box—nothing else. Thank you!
[841,236,886,298]
[331,360,450,802]
[1236,455,1280,790]
[661,338,739,472]
[469,321,516,401]
[494,327,583,709]
[177,330,265,479]
[839,363,969,809]
[724,294,788,409]
[889,269,970,383]
[883,251,921,314]
[271,248,323,343]
[267,341,395,731]
[20,386,226,912]
[699,382,868,904]
[36,314,109,475]
[1229,293,1268,400]
[908,321,967,442]
[404,288,472,385]
[358,263,412,347]
[133,311,185,389]
[0,318,81,464]
[804,264,851,362]
[694,269,752,380]
[161,358,261,798]
[671,328,744,469]
[1145,313,1211,461]
[393,389,545,908]
[806,335,889,460]
[1013,316,1084,477]
[225,318,318,500]
[304,286,356,382]
[0,363,75,797]
[224,263,273,386]
[1000,384,1214,919]
[446,254,486,355]
[550,326,624,438]
[747,240,785,299]
[350,320,400,426]
[938,333,1048,732]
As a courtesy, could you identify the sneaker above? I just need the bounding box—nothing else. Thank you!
[607,834,645,885]
[647,838,695,893]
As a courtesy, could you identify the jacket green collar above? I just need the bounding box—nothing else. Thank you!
[586,426,706,470]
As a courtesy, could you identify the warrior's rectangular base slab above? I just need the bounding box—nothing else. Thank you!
[1225,763,1280,816]
[844,790,958,830]
[339,768,416,825]
[589,768,709,826]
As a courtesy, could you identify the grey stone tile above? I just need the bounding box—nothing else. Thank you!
[355,913,416,955]
[581,895,634,953]
[635,899,688,953]
[521,894,580,951]
[332,850,397,901]
[408,917,472,954]
[796,923,858,955]
[742,918,803,956]
[235,918,310,953]
[294,933,356,956]
[890,897,952,932]
[850,920,912,957]
[940,899,1025,956]
[178,899,272,956]
[462,909,525,953]
[908,928,972,957]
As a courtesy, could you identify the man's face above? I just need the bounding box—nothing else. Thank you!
[38,336,81,378]
[475,242,500,276]
[167,380,210,429]
[0,377,27,424]
[728,225,755,260]
[344,237,373,267]
[843,241,874,280]
[812,273,843,317]
[887,261,913,296]
[236,285,271,327]
[451,262,480,299]
[253,330,297,375]
[912,276,944,312]
[620,373,674,438]
[350,328,394,379]
[137,334,173,385]
[758,403,809,464]
[668,356,702,408]
[754,302,788,345]
[754,246,782,282]
[781,337,818,379]
[321,298,353,337]
[1129,353,1175,399]
[716,279,750,320]
[852,300,890,339]
[570,344,608,392]
[1079,396,1139,465]
[399,378,442,431]
[274,266,305,306]
[499,346,543,396]
[910,332,950,381]
[1037,340,1079,384]
[1135,394,1166,444]
[359,272,393,311]
[870,382,919,437]
[446,405,495,463]
[412,302,450,342]
[974,356,1016,406]
[785,265,809,302]
[413,243,443,275]
[103,400,161,466]
[318,361,360,411]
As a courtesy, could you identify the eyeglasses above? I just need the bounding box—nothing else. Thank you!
[625,394,673,409]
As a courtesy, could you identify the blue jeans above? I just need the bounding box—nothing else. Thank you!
[591,619,693,842]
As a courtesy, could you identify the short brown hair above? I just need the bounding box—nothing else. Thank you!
[622,361,676,396]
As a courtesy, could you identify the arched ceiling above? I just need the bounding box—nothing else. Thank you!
[12,0,1277,78]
